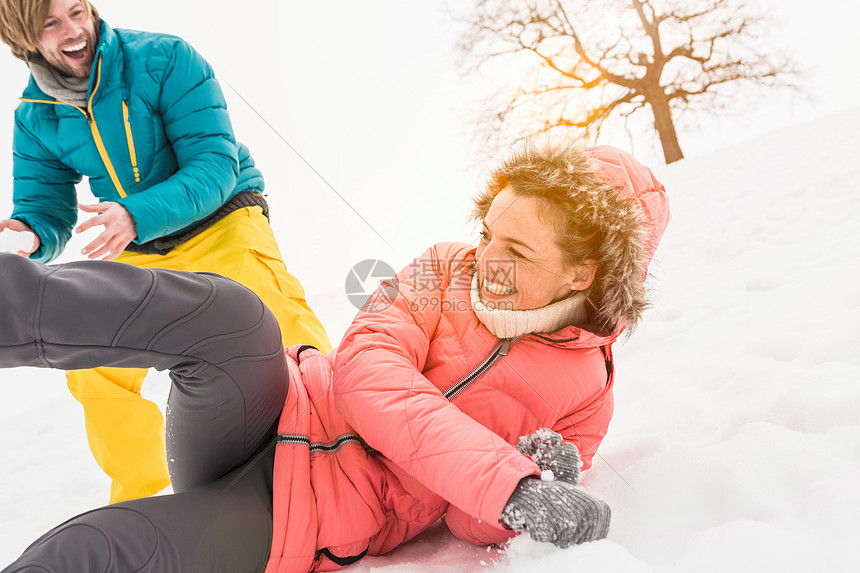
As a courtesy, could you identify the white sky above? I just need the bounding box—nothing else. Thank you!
[0,0,857,298]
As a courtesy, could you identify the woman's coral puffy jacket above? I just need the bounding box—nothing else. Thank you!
[264,146,670,572]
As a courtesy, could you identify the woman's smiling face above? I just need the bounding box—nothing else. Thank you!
[476,186,594,311]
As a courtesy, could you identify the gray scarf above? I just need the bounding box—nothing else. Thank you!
[29,59,89,107]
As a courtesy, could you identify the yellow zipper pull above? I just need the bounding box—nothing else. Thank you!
[122,101,140,183]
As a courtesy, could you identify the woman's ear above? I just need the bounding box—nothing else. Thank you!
[570,260,598,291]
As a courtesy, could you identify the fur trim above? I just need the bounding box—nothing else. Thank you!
[579,148,649,331]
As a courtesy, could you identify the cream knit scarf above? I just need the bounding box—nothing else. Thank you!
[470,272,589,339]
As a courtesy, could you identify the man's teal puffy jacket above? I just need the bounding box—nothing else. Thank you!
[11,21,264,262]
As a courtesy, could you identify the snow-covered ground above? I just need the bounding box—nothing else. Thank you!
[351,108,860,572]
[2,105,858,570]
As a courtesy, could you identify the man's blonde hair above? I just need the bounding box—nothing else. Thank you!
[0,0,99,61]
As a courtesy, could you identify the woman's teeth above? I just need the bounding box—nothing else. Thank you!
[484,279,516,296]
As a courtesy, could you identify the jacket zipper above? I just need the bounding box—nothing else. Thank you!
[20,54,130,198]
[121,100,140,183]
[85,55,126,197]
[277,432,374,455]
[443,336,522,401]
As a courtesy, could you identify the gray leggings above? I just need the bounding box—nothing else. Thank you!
[0,254,289,572]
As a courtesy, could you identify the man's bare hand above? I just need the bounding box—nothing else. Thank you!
[0,219,40,257]
[76,202,137,260]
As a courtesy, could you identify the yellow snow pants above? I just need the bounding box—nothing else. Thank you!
[66,206,331,503]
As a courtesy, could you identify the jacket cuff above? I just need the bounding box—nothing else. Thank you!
[118,194,165,243]
[478,455,541,525]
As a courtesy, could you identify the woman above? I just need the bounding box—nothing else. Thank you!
[0,140,669,572]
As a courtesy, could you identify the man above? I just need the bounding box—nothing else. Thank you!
[0,0,331,503]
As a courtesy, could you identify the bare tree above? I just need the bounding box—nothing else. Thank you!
[456,0,799,163]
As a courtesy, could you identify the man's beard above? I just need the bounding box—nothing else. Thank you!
[39,26,98,79]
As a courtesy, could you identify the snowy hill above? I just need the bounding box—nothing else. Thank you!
[2,108,860,571]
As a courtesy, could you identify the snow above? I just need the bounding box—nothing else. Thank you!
[358,109,860,571]
[2,107,859,570]
[0,230,35,254]
[1,0,859,570]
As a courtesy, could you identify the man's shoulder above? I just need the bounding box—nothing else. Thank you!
[111,27,207,80]
[113,28,190,58]
[15,80,57,126]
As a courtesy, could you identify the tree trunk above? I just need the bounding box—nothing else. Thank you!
[647,89,684,163]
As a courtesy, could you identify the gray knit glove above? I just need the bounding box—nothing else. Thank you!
[500,478,611,548]
[516,428,581,485]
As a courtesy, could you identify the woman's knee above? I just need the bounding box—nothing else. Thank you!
[5,507,158,573]
[144,270,284,365]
